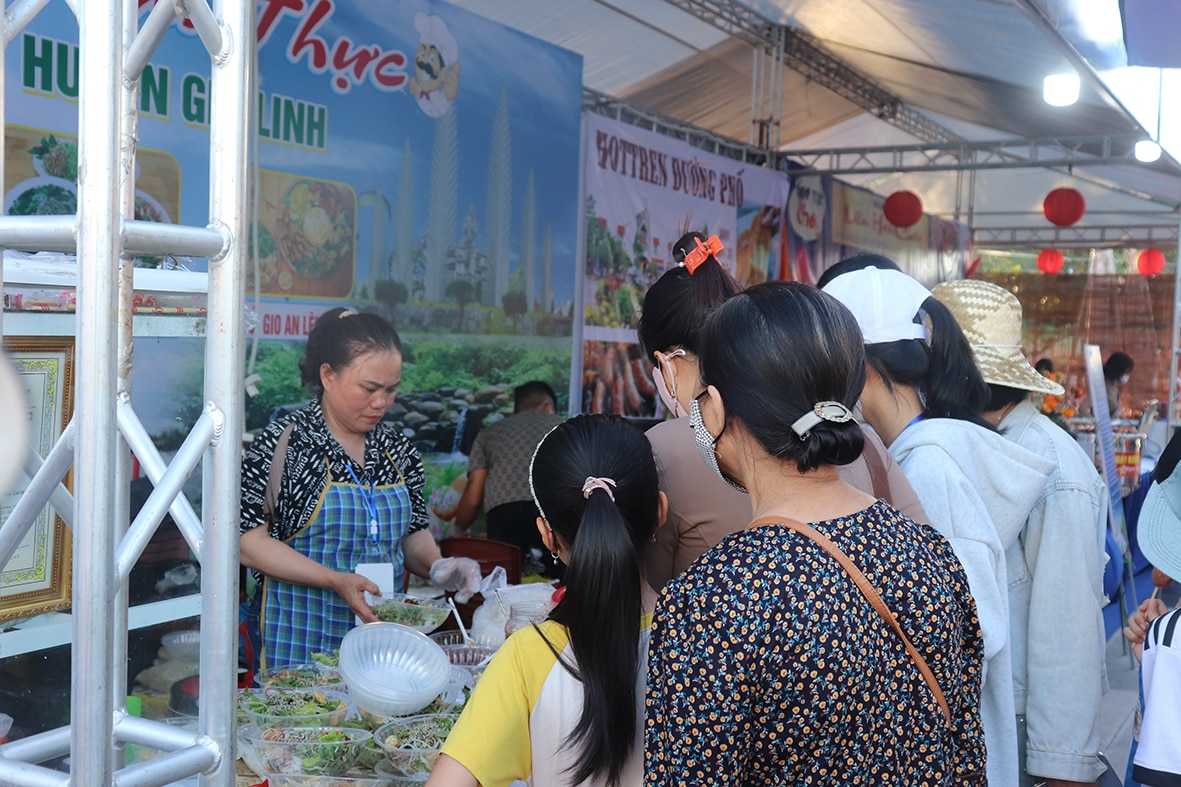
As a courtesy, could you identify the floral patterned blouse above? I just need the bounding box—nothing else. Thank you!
[644,500,986,786]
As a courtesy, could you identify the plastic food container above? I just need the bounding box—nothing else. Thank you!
[264,774,394,787]
[258,663,347,692]
[371,594,450,633]
[161,629,201,662]
[247,726,370,776]
[338,624,450,718]
[373,714,458,778]
[374,758,429,785]
[238,688,350,729]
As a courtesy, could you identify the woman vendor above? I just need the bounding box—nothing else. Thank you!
[240,307,481,668]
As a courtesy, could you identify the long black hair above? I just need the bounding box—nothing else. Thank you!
[529,415,659,786]
[299,307,402,393]
[864,295,994,430]
[637,231,742,359]
[699,282,866,472]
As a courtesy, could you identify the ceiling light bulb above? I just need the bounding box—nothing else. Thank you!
[1044,73,1081,107]
[1135,139,1162,162]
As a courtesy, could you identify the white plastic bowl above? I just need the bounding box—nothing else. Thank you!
[162,629,201,662]
[339,624,449,718]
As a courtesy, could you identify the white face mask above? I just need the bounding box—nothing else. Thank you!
[689,395,747,494]
[1119,374,1131,385]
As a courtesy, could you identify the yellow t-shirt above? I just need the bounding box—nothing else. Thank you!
[442,613,653,787]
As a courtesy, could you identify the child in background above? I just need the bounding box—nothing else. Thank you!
[1122,430,1181,786]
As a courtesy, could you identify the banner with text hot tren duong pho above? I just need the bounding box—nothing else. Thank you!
[579,113,790,418]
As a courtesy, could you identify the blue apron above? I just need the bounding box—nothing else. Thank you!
[260,451,411,668]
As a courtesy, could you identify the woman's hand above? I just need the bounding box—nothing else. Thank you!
[329,571,381,623]
[1123,597,1170,660]
[240,527,381,620]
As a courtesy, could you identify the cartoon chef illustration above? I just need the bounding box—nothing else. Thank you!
[409,12,460,118]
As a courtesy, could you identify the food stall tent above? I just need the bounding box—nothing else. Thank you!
[2,1,1179,784]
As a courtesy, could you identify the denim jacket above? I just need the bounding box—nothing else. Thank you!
[1001,399,1109,782]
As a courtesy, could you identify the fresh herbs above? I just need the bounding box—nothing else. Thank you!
[372,597,449,630]
[29,135,78,181]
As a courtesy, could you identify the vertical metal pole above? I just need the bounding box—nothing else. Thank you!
[74,0,123,780]
[201,1,251,782]
[111,0,141,769]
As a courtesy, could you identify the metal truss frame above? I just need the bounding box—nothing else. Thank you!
[780,133,1149,175]
[0,0,250,784]
[662,0,965,145]
[972,224,1180,249]
[583,85,773,165]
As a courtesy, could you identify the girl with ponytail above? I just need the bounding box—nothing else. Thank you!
[429,414,664,787]
[822,263,1055,786]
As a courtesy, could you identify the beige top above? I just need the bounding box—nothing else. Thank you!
[644,418,929,589]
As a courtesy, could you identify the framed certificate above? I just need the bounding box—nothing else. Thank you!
[1,335,74,623]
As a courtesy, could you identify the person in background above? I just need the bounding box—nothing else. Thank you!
[1121,429,1181,787]
[1103,351,1135,418]
[1035,357,1055,377]
[239,308,481,669]
[824,265,1054,787]
[638,236,926,590]
[430,415,665,787]
[450,380,565,575]
[934,279,1110,787]
[645,282,985,784]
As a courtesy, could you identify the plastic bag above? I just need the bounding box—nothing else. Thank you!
[469,583,556,648]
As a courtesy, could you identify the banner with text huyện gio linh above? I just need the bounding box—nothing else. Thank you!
[6,1,584,537]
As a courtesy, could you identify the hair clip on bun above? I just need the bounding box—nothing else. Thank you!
[681,235,724,275]
[791,400,854,440]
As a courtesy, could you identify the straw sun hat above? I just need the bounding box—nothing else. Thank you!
[931,279,1064,397]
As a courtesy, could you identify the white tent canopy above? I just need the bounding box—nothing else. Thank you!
[450,0,1181,248]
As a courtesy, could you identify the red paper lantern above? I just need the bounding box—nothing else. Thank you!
[1042,187,1086,227]
[1037,249,1064,274]
[1138,248,1165,276]
[883,191,923,228]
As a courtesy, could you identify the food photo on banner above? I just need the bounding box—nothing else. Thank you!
[3,0,583,539]
[578,112,790,417]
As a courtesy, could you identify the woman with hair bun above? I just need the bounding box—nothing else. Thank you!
[645,281,985,784]
[638,232,926,589]
[431,414,664,787]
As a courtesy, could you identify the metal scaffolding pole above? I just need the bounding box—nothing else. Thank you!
[0,0,250,783]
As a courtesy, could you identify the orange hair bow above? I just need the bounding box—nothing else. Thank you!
[682,235,724,275]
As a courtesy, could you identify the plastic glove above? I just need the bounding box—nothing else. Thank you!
[430,556,483,604]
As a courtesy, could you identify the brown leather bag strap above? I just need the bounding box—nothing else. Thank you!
[748,516,951,724]
[861,434,891,502]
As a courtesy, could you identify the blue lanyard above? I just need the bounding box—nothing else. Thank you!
[343,461,379,545]
[903,413,925,433]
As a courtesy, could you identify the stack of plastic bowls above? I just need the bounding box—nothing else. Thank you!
[338,623,450,719]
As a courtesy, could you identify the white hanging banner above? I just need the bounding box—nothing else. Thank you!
[577,113,790,417]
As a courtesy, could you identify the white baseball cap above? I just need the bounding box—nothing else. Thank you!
[821,266,931,344]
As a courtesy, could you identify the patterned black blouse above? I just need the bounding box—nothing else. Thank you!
[240,399,428,550]
[645,500,986,786]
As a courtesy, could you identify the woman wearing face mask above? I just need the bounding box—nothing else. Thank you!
[823,265,1055,787]
[645,282,985,784]
[637,233,926,589]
